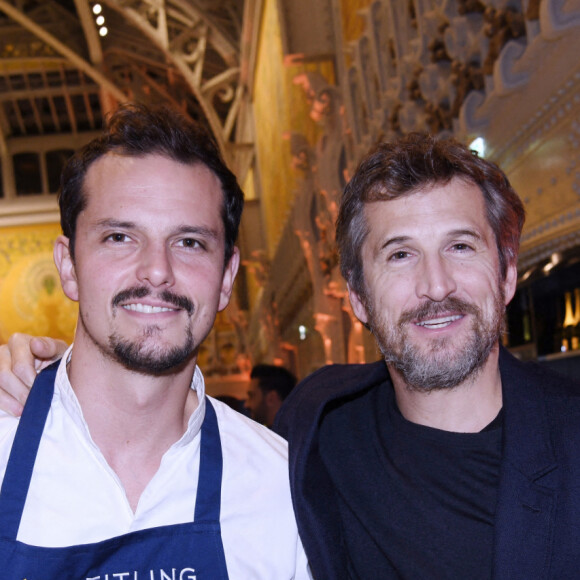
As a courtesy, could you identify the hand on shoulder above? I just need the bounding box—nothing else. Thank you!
[0,334,68,416]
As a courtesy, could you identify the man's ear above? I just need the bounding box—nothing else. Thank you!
[502,260,518,306]
[218,247,240,312]
[347,282,369,325]
[54,236,79,302]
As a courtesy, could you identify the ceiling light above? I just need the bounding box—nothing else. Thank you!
[469,137,486,158]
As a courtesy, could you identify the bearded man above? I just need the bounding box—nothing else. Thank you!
[275,133,580,579]
[0,104,308,578]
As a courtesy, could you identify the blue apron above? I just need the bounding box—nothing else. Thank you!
[0,363,229,579]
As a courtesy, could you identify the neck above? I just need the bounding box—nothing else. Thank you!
[388,345,503,433]
[67,340,199,510]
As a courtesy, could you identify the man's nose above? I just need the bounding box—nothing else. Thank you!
[136,244,175,287]
[415,253,457,302]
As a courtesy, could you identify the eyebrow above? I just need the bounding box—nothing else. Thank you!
[380,235,412,251]
[95,219,221,240]
[173,224,221,241]
[379,229,483,251]
[447,228,483,242]
[95,219,135,230]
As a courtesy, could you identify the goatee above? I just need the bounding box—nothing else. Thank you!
[109,324,195,375]
[368,291,505,392]
[109,286,196,374]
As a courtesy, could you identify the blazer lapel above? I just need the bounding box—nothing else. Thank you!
[493,349,558,579]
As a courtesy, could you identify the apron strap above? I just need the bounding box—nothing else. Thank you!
[194,398,223,523]
[0,367,224,536]
[0,362,58,539]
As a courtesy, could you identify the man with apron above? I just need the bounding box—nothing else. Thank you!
[0,104,309,579]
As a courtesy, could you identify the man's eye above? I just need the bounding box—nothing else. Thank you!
[107,233,128,243]
[179,238,201,249]
[452,243,472,251]
[390,251,409,260]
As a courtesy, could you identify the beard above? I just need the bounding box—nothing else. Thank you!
[109,323,195,375]
[81,286,197,375]
[367,289,506,392]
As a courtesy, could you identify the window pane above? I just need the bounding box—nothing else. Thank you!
[13,153,42,195]
[46,149,74,193]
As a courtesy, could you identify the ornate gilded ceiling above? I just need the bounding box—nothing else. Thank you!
[0,0,244,153]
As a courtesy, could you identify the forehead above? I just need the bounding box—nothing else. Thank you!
[363,178,491,242]
[81,153,224,228]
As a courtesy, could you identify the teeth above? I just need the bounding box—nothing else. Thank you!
[416,315,462,329]
[123,303,175,314]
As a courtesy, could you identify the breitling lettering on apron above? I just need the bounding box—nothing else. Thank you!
[86,570,197,580]
[0,363,230,580]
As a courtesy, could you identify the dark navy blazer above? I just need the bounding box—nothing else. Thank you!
[275,347,580,579]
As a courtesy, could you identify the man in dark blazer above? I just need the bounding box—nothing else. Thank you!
[274,134,580,579]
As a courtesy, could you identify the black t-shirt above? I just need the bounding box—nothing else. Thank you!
[318,381,502,579]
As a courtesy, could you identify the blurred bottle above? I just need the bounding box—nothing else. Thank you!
[553,294,565,353]
[562,291,575,352]
[572,288,580,351]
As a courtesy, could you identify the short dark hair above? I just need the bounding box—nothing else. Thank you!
[59,102,244,265]
[336,132,525,297]
[250,364,297,401]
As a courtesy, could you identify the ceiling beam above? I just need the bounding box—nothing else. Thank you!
[0,0,127,103]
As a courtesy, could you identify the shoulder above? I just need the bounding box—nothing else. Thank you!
[207,399,309,578]
[274,360,389,440]
[209,396,288,464]
[500,347,580,398]
[272,363,390,580]
[209,396,297,527]
[500,347,580,449]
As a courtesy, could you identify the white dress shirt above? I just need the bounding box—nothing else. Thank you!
[0,347,309,579]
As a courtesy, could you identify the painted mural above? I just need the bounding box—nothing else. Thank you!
[0,223,76,344]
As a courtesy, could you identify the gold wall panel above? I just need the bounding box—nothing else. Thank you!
[253,0,335,257]
[243,164,257,202]
[0,224,77,344]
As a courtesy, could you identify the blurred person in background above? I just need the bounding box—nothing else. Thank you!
[245,364,297,427]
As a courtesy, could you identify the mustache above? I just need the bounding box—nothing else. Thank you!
[112,286,194,315]
[399,296,479,325]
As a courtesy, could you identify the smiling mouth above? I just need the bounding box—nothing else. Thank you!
[122,303,177,314]
[415,315,463,329]
[113,287,194,316]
